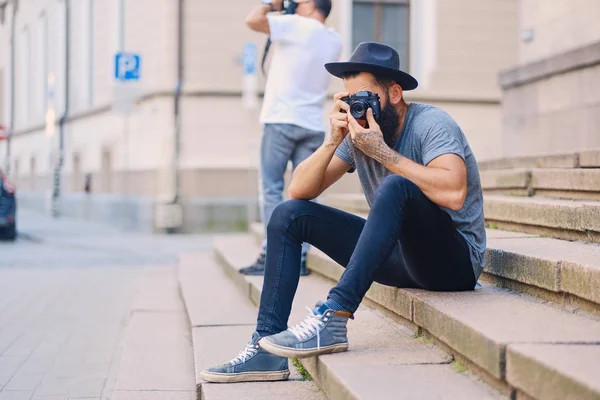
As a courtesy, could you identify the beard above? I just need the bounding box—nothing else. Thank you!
[378,100,401,147]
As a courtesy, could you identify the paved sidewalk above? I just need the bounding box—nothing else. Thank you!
[0,210,212,399]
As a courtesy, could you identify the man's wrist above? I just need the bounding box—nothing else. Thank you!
[324,138,341,149]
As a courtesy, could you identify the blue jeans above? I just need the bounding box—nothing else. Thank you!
[259,124,325,261]
[256,175,476,335]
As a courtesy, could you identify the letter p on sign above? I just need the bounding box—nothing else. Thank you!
[115,52,141,81]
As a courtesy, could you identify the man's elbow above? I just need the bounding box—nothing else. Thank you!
[288,186,316,201]
[288,187,300,200]
[246,16,268,33]
[246,16,257,30]
[288,187,307,201]
[447,188,467,211]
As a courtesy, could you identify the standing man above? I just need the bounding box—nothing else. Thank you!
[240,0,342,276]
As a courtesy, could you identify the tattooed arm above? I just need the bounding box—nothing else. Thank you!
[347,109,467,211]
[288,93,353,200]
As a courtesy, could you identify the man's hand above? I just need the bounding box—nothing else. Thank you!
[327,92,350,147]
[347,108,401,165]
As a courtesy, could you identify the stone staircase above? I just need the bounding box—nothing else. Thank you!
[178,149,600,400]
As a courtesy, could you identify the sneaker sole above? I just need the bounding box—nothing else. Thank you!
[260,339,348,359]
[199,369,290,383]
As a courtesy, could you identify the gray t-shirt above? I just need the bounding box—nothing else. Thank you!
[335,103,486,279]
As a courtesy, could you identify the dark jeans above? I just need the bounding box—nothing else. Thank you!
[256,175,476,335]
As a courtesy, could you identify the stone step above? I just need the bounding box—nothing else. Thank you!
[113,266,196,400]
[213,235,506,400]
[484,194,600,243]
[177,252,326,399]
[481,168,600,200]
[507,344,600,400]
[251,221,600,313]
[481,168,531,191]
[478,151,581,171]
[485,233,600,313]
[326,193,600,243]
[305,248,600,400]
[478,149,600,171]
[324,193,371,215]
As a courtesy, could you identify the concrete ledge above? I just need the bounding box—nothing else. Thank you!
[17,191,156,232]
[580,149,600,168]
[485,244,560,292]
[562,259,600,306]
[483,195,600,234]
[532,189,600,202]
[480,169,531,190]
[478,152,579,171]
[499,40,600,89]
[17,191,254,233]
[486,236,600,306]
[506,344,600,400]
[531,169,600,192]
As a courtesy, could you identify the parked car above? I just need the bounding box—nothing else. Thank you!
[0,171,16,240]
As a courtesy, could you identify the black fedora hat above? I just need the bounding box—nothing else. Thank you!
[325,42,418,91]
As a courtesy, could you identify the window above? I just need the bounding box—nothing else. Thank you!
[352,0,410,71]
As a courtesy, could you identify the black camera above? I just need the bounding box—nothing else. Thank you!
[283,0,299,14]
[341,91,381,125]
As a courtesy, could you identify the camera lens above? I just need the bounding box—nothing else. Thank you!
[350,101,367,119]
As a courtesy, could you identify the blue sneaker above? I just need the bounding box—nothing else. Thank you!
[259,302,353,359]
[200,332,290,383]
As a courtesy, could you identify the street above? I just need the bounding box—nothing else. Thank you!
[0,210,212,400]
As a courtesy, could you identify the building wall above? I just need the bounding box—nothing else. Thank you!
[498,0,600,158]
[501,61,600,157]
[517,0,600,64]
[2,0,178,191]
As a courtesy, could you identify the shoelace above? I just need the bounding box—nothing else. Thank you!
[289,307,325,350]
[230,342,260,365]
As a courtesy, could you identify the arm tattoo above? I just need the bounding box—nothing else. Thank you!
[354,130,402,165]
[324,139,339,148]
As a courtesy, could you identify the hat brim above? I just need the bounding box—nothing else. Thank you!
[325,62,418,91]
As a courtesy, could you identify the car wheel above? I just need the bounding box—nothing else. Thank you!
[6,223,16,240]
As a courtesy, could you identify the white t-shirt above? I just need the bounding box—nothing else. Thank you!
[260,14,342,132]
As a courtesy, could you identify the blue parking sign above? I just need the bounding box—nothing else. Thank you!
[115,52,141,81]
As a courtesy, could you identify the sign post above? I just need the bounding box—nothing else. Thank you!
[242,42,259,109]
[114,52,141,229]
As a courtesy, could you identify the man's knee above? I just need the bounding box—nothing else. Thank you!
[377,175,420,198]
[267,199,311,233]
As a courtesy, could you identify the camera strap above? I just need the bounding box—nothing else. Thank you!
[261,38,272,76]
